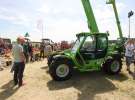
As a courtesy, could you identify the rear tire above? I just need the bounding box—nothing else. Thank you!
[103,59,122,74]
[49,59,73,81]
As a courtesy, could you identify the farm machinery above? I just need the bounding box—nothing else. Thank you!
[47,0,125,81]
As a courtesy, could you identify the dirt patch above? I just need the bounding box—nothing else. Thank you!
[0,59,135,100]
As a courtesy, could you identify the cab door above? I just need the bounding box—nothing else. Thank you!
[80,35,96,61]
[95,34,108,59]
[79,34,108,66]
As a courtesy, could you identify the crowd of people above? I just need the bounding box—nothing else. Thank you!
[0,38,12,55]
[10,37,67,87]
[0,36,73,87]
[0,37,72,68]
[0,38,12,70]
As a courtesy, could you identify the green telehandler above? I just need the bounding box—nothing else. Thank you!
[47,0,125,81]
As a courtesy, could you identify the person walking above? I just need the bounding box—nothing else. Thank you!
[12,37,25,87]
[23,42,29,63]
[44,43,53,57]
[28,43,33,62]
[40,42,45,59]
[125,39,135,74]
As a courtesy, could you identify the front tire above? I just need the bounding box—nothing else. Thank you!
[103,59,122,74]
[47,53,58,66]
[49,59,73,81]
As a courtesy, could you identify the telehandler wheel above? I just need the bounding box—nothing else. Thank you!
[103,59,122,74]
[47,53,57,66]
[49,60,73,81]
[47,55,53,66]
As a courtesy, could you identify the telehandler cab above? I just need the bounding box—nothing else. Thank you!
[47,0,124,81]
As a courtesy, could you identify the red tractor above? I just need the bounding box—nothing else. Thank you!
[60,41,71,50]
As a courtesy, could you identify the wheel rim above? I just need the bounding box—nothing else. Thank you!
[56,64,69,78]
[111,61,120,72]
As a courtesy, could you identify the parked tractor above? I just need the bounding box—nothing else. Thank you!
[60,41,71,50]
[47,0,125,81]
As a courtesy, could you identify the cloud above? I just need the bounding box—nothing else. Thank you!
[0,7,31,27]
[37,5,50,14]
[0,0,134,42]
[91,1,128,39]
[35,0,133,40]
[117,2,127,13]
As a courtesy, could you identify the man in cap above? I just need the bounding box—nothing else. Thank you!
[12,37,25,87]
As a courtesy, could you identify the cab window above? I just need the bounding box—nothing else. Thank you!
[81,36,96,52]
[97,35,107,51]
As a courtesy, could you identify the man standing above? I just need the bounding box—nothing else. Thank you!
[125,39,135,74]
[23,42,29,63]
[40,41,45,59]
[12,37,25,87]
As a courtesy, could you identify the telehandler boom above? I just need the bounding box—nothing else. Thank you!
[81,0,99,33]
[106,0,123,40]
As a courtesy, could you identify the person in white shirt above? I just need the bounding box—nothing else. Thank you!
[125,39,135,73]
[44,43,53,57]
[12,37,25,87]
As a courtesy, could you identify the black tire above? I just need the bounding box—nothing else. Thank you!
[103,59,122,74]
[47,53,58,66]
[49,59,73,81]
[47,55,53,66]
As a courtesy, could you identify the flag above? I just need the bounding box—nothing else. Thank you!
[25,32,30,37]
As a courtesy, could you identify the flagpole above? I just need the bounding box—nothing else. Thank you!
[37,19,44,41]
[42,24,43,40]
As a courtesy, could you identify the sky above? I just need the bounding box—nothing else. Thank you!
[0,0,135,42]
